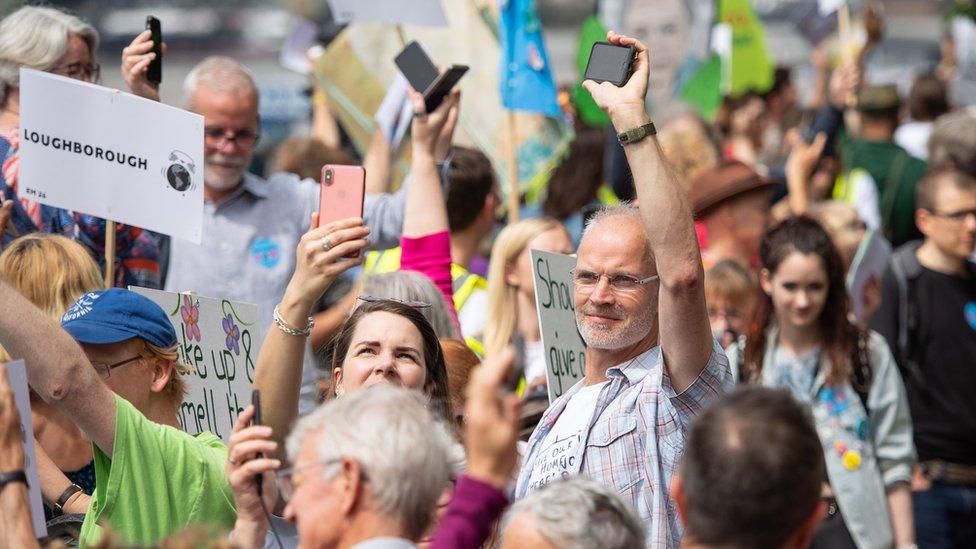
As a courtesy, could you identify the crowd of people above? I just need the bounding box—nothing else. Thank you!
[0,3,975,549]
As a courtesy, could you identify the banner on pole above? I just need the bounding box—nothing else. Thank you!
[132,287,261,443]
[531,250,586,402]
[327,0,447,27]
[18,69,204,243]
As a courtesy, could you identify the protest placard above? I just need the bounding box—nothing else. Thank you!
[531,250,586,402]
[327,0,447,27]
[18,69,204,243]
[4,360,47,538]
[846,230,892,321]
[131,287,260,443]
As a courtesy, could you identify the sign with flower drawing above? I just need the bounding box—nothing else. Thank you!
[132,286,263,443]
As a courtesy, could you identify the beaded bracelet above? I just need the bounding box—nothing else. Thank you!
[273,305,314,337]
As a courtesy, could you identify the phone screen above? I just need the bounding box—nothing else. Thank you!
[146,16,162,84]
[584,43,634,85]
[395,41,439,94]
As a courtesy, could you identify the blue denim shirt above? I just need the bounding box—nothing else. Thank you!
[727,328,916,549]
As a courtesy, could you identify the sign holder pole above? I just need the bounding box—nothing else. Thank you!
[395,25,408,46]
[506,111,520,223]
[838,3,853,62]
[104,220,116,287]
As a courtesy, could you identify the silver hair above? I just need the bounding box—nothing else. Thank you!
[286,385,453,541]
[503,478,646,549]
[182,56,258,109]
[0,6,99,105]
[929,107,976,174]
[581,203,654,269]
[361,270,459,339]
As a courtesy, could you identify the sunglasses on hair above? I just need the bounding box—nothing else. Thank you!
[357,295,431,309]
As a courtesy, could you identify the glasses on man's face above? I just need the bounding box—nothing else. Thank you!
[930,208,976,224]
[708,307,743,323]
[51,62,100,83]
[275,458,370,503]
[571,269,659,293]
[204,126,260,149]
[357,295,431,309]
[91,355,142,379]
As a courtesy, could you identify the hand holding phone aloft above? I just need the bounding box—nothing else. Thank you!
[394,41,468,113]
[584,41,635,87]
[582,31,651,124]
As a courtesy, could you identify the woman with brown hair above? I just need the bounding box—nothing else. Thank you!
[726,216,915,549]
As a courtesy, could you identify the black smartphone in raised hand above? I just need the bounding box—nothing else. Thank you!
[394,41,469,112]
[146,16,162,85]
[250,389,263,496]
[584,41,635,87]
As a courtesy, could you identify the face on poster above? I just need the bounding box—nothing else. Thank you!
[18,69,204,243]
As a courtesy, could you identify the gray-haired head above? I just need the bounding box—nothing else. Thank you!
[503,478,645,549]
[361,270,459,339]
[286,385,453,541]
[0,6,99,105]
[581,203,654,269]
[929,107,976,178]
[182,56,258,110]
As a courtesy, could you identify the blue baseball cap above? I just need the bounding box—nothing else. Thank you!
[61,288,177,348]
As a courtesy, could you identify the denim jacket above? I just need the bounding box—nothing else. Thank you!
[726,328,915,549]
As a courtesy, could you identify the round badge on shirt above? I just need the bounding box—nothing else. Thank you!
[964,302,976,331]
[250,238,281,269]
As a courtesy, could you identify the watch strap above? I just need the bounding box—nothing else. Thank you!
[617,121,657,145]
[0,470,28,491]
[53,483,82,516]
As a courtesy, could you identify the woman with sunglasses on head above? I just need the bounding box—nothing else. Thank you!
[0,6,161,288]
[726,216,915,549]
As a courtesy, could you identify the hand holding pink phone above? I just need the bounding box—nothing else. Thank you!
[318,165,366,228]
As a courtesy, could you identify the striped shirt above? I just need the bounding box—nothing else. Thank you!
[515,341,732,548]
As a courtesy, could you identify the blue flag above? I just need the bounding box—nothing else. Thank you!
[498,0,560,117]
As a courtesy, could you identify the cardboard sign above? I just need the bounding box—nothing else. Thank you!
[4,360,47,539]
[18,69,204,243]
[131,287,260,443]
[846,230,892,321]
[327,0,447,27]
[531,250,586,402]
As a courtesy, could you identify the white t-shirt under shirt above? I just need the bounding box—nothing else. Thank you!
[523,338,547,384]
[525,381,607,491]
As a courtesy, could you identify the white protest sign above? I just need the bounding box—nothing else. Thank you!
[131,287,260,443]
[818,0,846,16]
[19,69,204,243]
[846,230,892,321]
[532,250,586,402]
[4,360,47,539]
[327,0,447,27]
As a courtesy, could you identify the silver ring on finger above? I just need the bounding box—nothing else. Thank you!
[228,457,240,465]
[320,235,333,252]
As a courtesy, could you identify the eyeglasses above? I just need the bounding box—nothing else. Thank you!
[204,126,260,149]
[51,62,100,83]
[91,355,142,379]
[275,457,370,502]
[358,295,431,309]
[707,307,744,323]
[570,269,659,292]
[930,208,976,223]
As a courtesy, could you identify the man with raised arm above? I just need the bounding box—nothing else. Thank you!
[514,32,731,548]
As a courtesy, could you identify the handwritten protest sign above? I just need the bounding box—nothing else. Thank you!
[18,69,204,243]
[132,287,260,443]
[4,360,47,538]
[532,250,586,402]
[327,0,447,27]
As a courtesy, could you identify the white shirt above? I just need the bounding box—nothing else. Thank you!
[894,120,933,161]
[524,338,547,384]
[525,381,607,491]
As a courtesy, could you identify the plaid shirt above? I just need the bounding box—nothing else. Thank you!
[515,341,732,548]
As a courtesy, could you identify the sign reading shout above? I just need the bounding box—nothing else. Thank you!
[132,287,261,443]
[531,250,586,402]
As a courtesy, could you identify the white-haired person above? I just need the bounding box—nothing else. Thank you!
[0,5,160,287]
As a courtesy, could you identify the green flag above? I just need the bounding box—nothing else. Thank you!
[679,54,724,121]
[573,14,611,127]
[719,0,774,95]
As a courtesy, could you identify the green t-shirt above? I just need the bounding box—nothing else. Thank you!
[79,395,236,546]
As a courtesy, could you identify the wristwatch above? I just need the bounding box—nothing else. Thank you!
[0,470,28,491]
[617,121,657,146]
[52,483,83,517]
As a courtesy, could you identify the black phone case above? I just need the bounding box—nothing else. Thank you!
[584,42,635,87]
[146,17,162,84]
[424,66,468,112]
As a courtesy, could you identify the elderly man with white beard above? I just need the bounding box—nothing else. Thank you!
[514,32,732,549]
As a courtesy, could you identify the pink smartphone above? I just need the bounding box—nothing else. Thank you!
[318,164,366,228]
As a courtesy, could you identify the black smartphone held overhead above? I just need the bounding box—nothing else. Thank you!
[584,41,635,87]
[250,389,263,496]
[145,16,162,85]
[394,41,469,112]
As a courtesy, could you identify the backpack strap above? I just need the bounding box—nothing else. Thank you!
[890,248,925,388]
[851,329,873,412]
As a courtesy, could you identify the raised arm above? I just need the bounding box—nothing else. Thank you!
[583,32,711,392]
[121,30,166,102]
[253,215,369,458]
[403,88,458,239]
[0,279,117,454]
